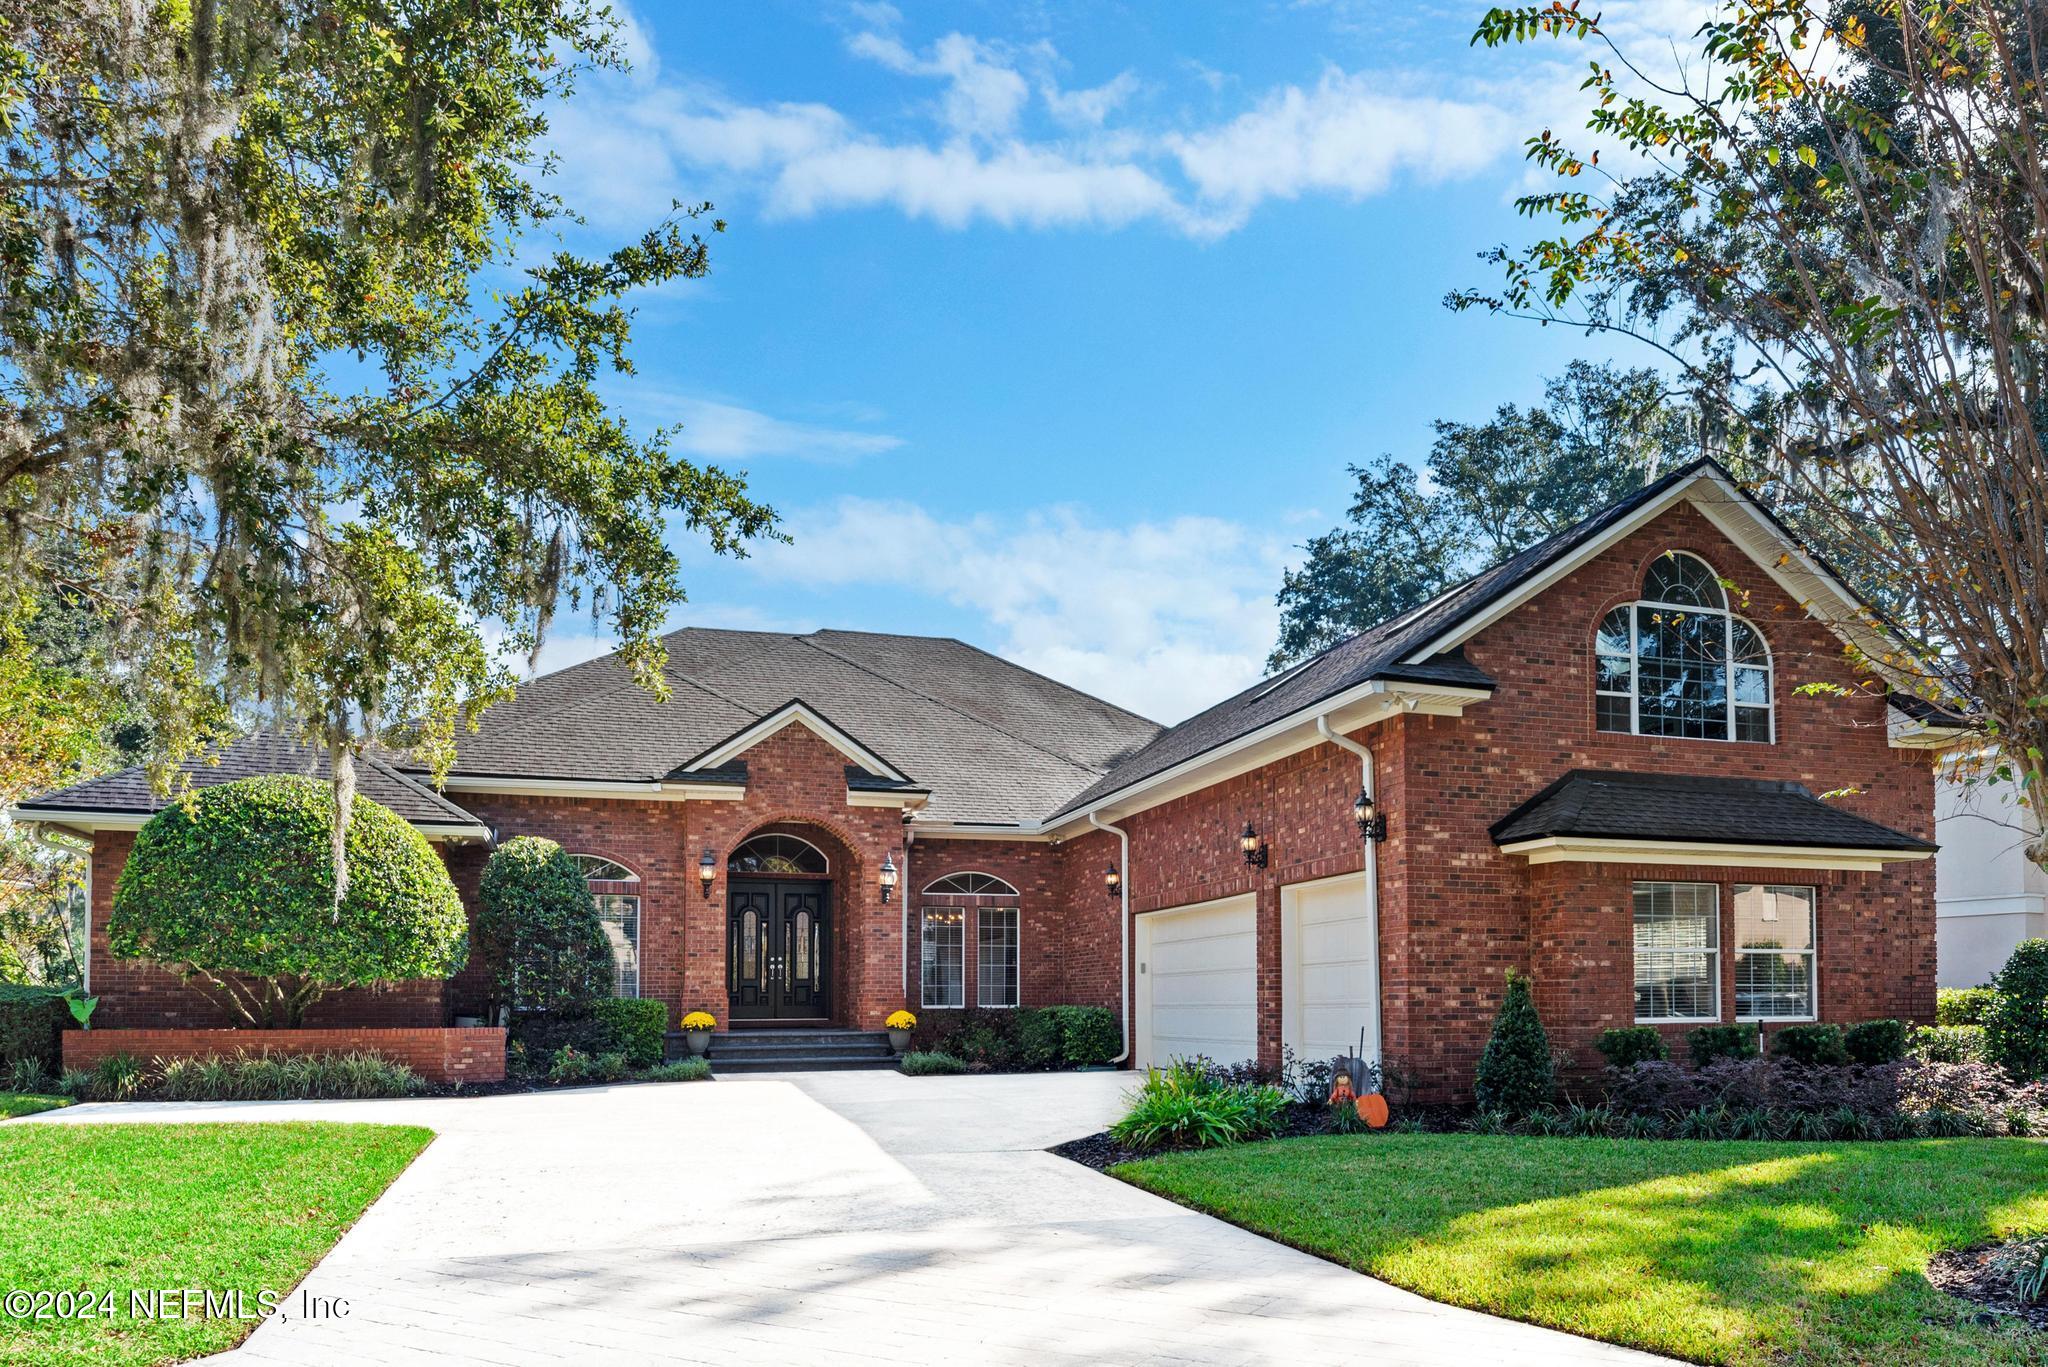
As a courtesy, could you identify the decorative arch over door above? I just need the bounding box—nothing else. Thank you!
[728,833,830,876]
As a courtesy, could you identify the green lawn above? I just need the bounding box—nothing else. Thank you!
[0,1091,71,1119]
[1117,1134,2048,1366]
[0,1122,432,1367]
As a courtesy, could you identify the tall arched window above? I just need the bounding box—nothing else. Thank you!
[566,854,640,998]
[921,872,1021,1009]
[1595,552,1773,743]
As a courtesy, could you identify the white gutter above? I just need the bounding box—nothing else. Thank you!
[1089,811,1133,1067]
[900,823,913,1007]
[1316,714,1384,1070]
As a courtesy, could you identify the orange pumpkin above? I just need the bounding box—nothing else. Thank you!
[1355,1092,1390,1129]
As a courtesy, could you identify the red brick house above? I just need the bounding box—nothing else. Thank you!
[16,460,1954,1095]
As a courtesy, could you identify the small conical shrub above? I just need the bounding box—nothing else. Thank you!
[1985,939,2048,1080]
[1474,968,1555,1118]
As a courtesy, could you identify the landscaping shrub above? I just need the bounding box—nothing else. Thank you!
[1597,1055,2048,1140]
[1770,1023,1849,1066]
[508,1012,613,1074]
[1844,1018,1908,1065]
[8,1056,47,1092]
[1594,1025,1668,1070]
[1687,1023,1759,1067]
[1473,968,1553,1117]
[476,837,613,1017]
[1109,1059,1289,1150]
[1985,939,2048,1080]
[87,1052,143,1102]
[0,983,66,1076]
[1938,984,1997,1026]
[153,1050,425,1100]
[1014,1007,1062,1068]
[110,775,467,1026]
[900,1050,967,1076]
[547,1047,630,1085]
[592,998,668,1068]
[1911,1023,1986,1063]
[1052,1005,1121,1066]
[642,1057,711,1082]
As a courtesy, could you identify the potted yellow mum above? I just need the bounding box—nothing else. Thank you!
[885,1009,916,1054]
[681,1010,717,1056]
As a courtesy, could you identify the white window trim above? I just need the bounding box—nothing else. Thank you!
[1734,884,1819,1023]
[975,906,1021,1010]
[564,852,640,883]
[1633,879,1722,1025]
[1596,553,1776,745]
[920,907,965,1010]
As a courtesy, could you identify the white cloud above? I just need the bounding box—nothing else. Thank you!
[625,389,904,463]
[743,497,1288,721]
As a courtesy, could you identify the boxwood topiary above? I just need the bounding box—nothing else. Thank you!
[476,837,614,1017]
[1595,1025,1669,1070]
[1844,1018,1908,1065]
[1473,968,1554,1118]
[592,997,668,1068]
[1769,1023,1848,1066]
[1985,939,2048,1080]
[110,775,468,1026]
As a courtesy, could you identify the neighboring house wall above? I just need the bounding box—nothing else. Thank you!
[1935,775,2048,988]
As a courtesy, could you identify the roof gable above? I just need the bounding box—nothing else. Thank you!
[678,700,913,784]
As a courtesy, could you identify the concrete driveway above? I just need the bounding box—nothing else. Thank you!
[27,1072,1671,1366]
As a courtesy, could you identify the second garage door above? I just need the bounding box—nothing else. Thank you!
[1135,894,1257,1070]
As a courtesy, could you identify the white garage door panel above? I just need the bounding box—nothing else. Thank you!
[1284,874,1379,1064]
[1139,897,1256,1070]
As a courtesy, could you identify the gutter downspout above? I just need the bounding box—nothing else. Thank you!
[1317,714,1384,1069]
[900,821,914,1008]
[1089,811,1133,1066]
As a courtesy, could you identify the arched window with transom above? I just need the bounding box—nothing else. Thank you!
[727,833,829,876]
[566,854,640,998]
[1595,552,1773,743]
[920,872,1021,1009]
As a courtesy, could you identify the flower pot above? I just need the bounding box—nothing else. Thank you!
[685,1029,712,1057]
[887,1027,912,1054]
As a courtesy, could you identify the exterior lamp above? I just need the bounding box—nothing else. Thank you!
[879,851,899,903]
[1240,822,1269,869]
[1104,862,1121,899]
[1353,787,1388,843]
[697,848,716,899]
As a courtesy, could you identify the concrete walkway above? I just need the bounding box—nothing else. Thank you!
[26,1072,1673,1366]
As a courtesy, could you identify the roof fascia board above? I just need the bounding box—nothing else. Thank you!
[909,823,1056,842]
[684,701,910,782]
[437,775,744,801]
[8,806,490,842]
[847,789,931,809]
[1888,705,1975,750]
[1045,679,1489,835]
[1498,834,1933,871]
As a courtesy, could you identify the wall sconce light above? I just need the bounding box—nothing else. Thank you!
[879,851,899,903]
[1353,787,1388,843]
[697,848,716,899]
[1239,822,1269,868]
[1104,862,1122,899]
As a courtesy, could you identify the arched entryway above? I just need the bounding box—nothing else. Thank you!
[725,826,848,1024]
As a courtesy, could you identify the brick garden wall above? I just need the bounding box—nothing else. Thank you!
[64,1026,507,1084]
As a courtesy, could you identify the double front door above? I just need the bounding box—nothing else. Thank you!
[727,879,830,1020]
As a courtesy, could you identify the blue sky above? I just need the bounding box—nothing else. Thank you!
[529,1,1695,721]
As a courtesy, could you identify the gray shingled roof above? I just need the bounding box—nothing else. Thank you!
[16,733,486,830]
[1489,770,1935,852]
[426,627,1161,825]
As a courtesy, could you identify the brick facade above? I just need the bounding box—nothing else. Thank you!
[76,500,1937,1101]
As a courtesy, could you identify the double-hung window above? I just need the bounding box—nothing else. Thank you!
[920,909,965,1009]
[977,908,1020,1008]
[1734,885,1817,1020]
[1633,881,1720,1022]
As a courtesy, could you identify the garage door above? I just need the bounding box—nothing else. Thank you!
[1136,894,1257,1070]
[1282,873,1380,1065]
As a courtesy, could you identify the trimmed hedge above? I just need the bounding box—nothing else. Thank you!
[1911,1024,1985,1063]
[1937,985,1997,1026]
[0,984,66,1075]
[592,998,668,1068]
[1770,1023,1848,1066]
[1844,1018,1908,1065]
[1595,1026,1668,1070]
[109,774,467,1025]
[913,1004,1121,1069]
[1048,1005,1120,1066]
[477,837,613,1016]
[1687,1023,1759,1067]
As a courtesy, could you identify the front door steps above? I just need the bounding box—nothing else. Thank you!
[665,1027,896,1073]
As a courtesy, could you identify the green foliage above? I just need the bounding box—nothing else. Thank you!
[899,1051,968,1076]
[1911,1025,1986,1064]
[546,1047,630,1086]
[1595,1026,1669,1070]
[1769,1024,1848,1066]
[1049,1005,1121,1066]
[0,2,785,806]
[591,998,667,1068]
[642,1057,711,1083]
[1473,969,1554,1118]
[88,1053,143,1102]
[915,1005,1120,1070]
[153,1051,425,1101]
[109,776,467,1026]
[1985,940,2048,1080]
[1013,1007,1062,1068]
[1844,1019,1908,1066]
[7,1056,46,1092]
[476,837,612,1016]
[0,983,65,1076]
[1687,1024,1759,1068]
[1109,1060,1291,1150]
[1999,1241,2048,1306]
[1938,986,1997,1026]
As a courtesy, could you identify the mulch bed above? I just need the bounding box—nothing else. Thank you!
[1050,1101,1468,1170]
[1926,1239,2048,1332]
